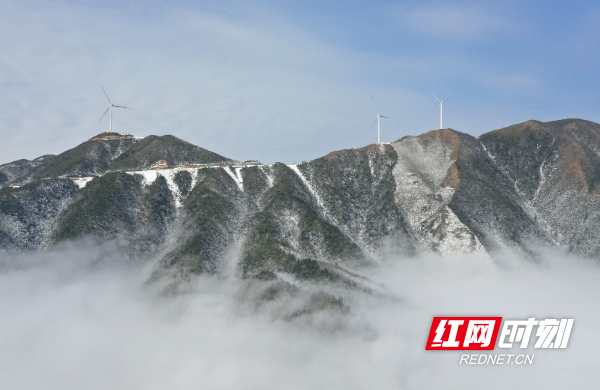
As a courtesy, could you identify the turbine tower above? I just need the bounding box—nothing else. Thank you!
[433,93,450,129]
[369,97,388,144]
[99,86,131,133]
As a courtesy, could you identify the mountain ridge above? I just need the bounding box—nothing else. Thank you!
[2,118,600,286]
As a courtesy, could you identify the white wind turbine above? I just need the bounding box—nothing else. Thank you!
[369,97,388,144]
[433,93,450,129]
[98,86,131,133]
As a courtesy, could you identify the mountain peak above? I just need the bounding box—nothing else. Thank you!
[417,128,461,144]
[89,132,136,141]
[108,134,235,171]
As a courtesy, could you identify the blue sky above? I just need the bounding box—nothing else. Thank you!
[1,0,599,164]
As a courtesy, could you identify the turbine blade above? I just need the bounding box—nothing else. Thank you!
[432,92,441,103]
[101,85,112,104]
[372,96,379,114]
[368,117,378,133]
[98,106,110,122]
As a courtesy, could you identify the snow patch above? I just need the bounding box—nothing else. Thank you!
[437,206,488,256]
[535,161,547,200]
[155,170,184,208]
[223,167,244,192]
[126,167,204,208]
[289,164,326,213]
[72,177,94,189]
[190,168,200,189]
[260,166,275,188]
[135,170,159,186]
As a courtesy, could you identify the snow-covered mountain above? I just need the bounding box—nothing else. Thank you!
[2,119,600,284]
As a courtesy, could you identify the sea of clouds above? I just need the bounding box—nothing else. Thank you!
[0,242,598,389]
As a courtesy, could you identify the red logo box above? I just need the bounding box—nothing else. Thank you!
[425,317,502,350]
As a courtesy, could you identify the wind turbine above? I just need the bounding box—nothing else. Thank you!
[98,86,131,133]
[433,93,450,129]
[369,97,387,144]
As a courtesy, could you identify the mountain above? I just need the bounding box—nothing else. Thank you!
[1,119,600,286]
[0,132,233,186]
[0,133,138,185]
[478,119,600,257]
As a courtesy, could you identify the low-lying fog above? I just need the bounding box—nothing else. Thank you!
[0,243,598,389]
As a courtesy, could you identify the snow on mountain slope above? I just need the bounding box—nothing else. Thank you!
[2,119,600,284]
[391,130,484,255]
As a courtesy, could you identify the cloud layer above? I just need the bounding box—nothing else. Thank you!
[0,243,598,389]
